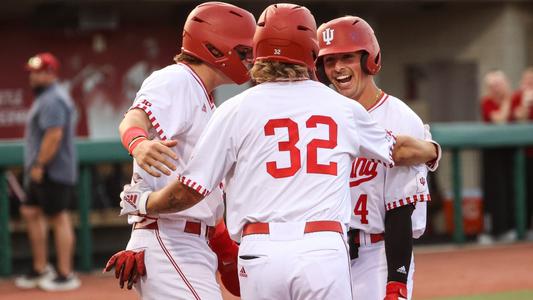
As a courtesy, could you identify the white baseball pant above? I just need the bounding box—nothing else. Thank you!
[126,218,222,300]
[237,221,353,300]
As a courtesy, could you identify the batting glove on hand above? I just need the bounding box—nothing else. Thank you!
[103,249,146,290]
[384,281,408,300]
[119,174,152,216]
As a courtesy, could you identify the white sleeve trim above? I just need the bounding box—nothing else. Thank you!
[178,175,209,197]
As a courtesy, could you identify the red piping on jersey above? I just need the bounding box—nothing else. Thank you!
[386,193,431,211]
[155,227,201,299]
[368,93,389,113]
[131,103,168,140]
[178,175,209,197]
[180,63,215,109]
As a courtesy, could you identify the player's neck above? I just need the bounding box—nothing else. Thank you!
[358,82,382,111]
[188,64,227,93]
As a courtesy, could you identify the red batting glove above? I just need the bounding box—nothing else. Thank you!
[103,250,146,290]
[384,281,408,300]
[209,220,240,297]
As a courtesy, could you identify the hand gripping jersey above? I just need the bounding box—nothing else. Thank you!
[178,80,396,241]
[128,63,224,226]
[349,93,430,238]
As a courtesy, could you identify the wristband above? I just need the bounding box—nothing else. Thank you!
[138,190,151,215]
[121,127,148,154]
[128,136,148,155]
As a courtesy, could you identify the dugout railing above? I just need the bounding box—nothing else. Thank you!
[0,139,130,277]
[431,123,533,244]
[1,123,532,276]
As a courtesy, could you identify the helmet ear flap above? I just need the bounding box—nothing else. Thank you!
[316,57,331,85]
[360,51,370,75]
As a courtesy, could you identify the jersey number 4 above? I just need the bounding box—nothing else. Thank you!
[354,194,369,224]
[264,116,338,178]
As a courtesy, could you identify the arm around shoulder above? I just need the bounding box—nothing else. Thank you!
[393,135,438,166]
[146,179,204,214]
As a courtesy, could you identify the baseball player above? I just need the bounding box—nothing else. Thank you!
[103,2,255,299]
[317,16,440,300]
[119,4,439,300]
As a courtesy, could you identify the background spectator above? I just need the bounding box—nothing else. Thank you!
[512,67,533,237]
[479,70,517,243]
[14,53,80,291]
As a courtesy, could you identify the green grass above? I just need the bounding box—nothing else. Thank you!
[429,290,533,300]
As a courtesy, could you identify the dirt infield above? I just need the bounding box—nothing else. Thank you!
[1,242,531,300]
[413,242,533,299]
[0,273,137,300]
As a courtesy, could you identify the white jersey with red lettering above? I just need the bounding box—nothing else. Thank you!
[179,80,396,299]
[129,63,224,226]
[349,93,429,236]
[349,93,430,300]
[125,63,224,300]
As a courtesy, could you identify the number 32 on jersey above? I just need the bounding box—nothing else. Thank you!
[263,115,337,178]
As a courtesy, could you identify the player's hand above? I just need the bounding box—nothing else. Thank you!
[119,176,153,216]
[209,220,240,296]
[132,139,178,177]
[30,165,44,183]
[103,250,146,290]
[384,281,408,300]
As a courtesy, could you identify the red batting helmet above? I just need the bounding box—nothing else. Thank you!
[182,2,256,84]
[317,16,381,75]
[254,3,319,72]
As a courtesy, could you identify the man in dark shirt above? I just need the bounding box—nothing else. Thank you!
[15,52,80,291]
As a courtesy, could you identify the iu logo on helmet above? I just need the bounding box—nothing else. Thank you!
[322,28,334,45]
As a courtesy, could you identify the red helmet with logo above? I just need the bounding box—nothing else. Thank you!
[317,16,381,75]
[254,3,319,72]
[182,2,256,84]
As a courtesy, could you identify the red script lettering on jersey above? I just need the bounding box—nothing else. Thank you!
[349,158,378,187]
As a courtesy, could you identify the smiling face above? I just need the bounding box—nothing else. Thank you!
[322,51,370,101]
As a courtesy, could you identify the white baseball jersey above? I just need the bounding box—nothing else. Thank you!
[179,80,396,241]
[349,93,430,238]
[129,63,224,226]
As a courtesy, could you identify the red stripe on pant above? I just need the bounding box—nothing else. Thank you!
[155,228,201,300]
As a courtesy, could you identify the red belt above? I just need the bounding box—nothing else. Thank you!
[134,220,215,239]
[242,221,343,236]
[354,229,384,244]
